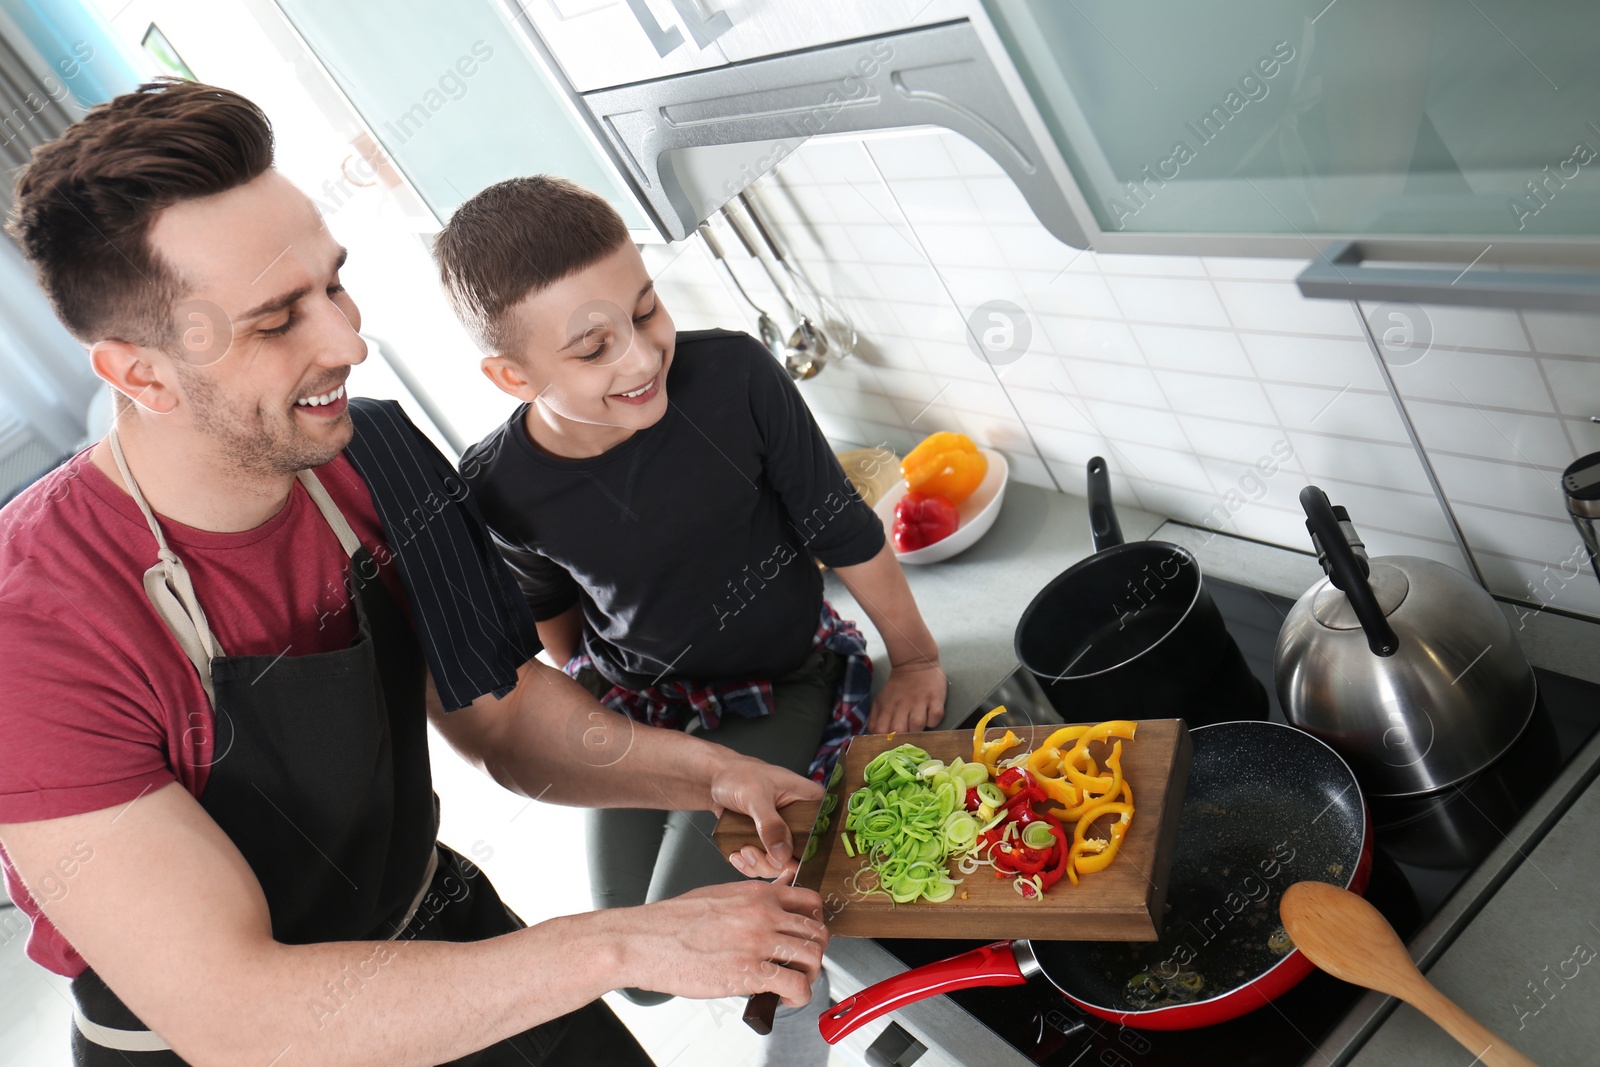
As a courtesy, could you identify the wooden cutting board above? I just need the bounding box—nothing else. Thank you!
[714,719,1191,940]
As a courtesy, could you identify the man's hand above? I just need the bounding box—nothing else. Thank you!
[613,881,829,1007]
[868,659,947,734]
[710,755,823,879]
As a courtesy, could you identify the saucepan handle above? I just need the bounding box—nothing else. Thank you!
[1087,456,1124,553]
[818,941,1029,1044]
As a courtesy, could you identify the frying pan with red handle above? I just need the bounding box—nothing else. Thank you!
[821,720,1371,1042]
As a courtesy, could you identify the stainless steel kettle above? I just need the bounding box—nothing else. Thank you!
[1274,486,1536,797]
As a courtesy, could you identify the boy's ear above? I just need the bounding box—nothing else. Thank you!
[480,354,539,401]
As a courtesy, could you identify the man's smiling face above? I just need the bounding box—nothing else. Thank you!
[146,169,366,477]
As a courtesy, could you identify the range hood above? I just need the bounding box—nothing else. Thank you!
[498,8,1084,247]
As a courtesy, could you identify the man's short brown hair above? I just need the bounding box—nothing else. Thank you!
[6,78,274,348]
[433,175,630,355]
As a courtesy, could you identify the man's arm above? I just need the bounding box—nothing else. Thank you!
[0,783,826,1067]
[427,659,821,878]
[833,542,947,734]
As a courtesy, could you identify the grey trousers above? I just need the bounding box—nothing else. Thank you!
[575,650,842,1067]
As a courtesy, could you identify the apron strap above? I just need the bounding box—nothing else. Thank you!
[108,427,224,707]
[106,429,365,707]
[295,466,363,558]
[72,1007,175,1053]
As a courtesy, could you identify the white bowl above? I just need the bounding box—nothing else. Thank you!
[874,448,1009,565]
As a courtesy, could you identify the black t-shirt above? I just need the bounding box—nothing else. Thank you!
[460,329,885,691]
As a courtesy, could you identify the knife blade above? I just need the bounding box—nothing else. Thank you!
[742,762,841,1034]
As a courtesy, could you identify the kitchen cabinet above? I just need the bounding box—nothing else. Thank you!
[512,0,729,94]
[712,0,967,64]
[259,0,651,232]
[520,0,968,92]
[978,0,1600,302]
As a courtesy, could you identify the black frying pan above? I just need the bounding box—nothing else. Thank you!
[820,721,1371,1040]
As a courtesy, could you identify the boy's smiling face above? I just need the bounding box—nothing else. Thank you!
[485,240,675,455]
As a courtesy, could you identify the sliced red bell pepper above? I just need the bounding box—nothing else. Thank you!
[1037,823,1071,891]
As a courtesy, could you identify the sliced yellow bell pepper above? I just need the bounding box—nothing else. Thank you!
[971,706,1021,774]
[901,432,987,506]
[1052,742,1120,823]
[1070,789,1134,880]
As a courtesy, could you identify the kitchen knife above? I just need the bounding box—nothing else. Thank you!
[742,763,841,1034]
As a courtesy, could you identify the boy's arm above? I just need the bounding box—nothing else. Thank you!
[833,542,947,733]
[535,604,583,668]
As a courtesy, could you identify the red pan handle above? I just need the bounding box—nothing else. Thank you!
[819,941,1029,1044]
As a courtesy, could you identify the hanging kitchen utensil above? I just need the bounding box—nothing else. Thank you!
[1014,457,1267,726]
[1280,881,1538,1067]
[736,191,840,373]
[1563,451,1600,589]
[721,205,818,380]
[820,721,1371,1041]
[1275,486,1537,797]
[698,221,788,368]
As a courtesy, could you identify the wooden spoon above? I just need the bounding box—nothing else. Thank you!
[1280,881,1538,1067]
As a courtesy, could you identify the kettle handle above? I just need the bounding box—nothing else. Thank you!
[1087,457,1125,552]
[1301,486,1399,657]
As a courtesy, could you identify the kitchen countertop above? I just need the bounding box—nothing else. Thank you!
[822,479,1166,729]
[819,479,1600,1066]
[1348,765,1600,1067]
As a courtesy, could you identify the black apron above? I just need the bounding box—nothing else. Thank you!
[72,431,582,1065]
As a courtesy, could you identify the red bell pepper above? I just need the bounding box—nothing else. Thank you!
[993,842,1049,876]
[891,493,960,552]
[1037,823,1071,891]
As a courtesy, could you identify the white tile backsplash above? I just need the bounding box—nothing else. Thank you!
[654,129,1600,621]
[1104,274,1232,328]
[1133,324,1256,376]
[1212,279,1365,337]
[1522,310,1600,359]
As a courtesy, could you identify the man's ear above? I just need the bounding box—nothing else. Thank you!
[89,339,178,414]
[480,354,540,401]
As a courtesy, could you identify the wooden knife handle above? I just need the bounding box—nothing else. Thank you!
[743,990,781,1035]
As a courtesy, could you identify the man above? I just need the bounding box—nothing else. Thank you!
[0,79,825,1066]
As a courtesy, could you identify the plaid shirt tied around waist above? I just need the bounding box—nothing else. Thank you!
[563,600,872,782]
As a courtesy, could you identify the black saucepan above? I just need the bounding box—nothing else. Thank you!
[819,721,1371,1040]
[1015,457,1266,726]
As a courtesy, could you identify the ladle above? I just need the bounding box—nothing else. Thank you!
[698,221,787,368]
[1280,881,1538,1067]
[720,207,817,379]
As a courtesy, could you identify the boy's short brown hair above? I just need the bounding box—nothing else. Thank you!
[433,175,630,355]
[6,78,275,348]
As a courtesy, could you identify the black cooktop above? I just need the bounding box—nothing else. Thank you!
[874,577,1600,1067]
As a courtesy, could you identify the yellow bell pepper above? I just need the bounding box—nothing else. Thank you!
[1070,785,1134,881]
[1053,741,1124,823]
[901,432,987,506]
[972,706,1021,773]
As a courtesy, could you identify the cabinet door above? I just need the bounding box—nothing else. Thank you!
[983,0,1600,251]
[271,0,650,230]
[713,0,969,64]
[521,0,729,92]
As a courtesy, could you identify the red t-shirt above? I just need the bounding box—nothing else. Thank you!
[0,447,408,977]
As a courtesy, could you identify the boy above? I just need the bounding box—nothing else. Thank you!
[437,177,947,1058]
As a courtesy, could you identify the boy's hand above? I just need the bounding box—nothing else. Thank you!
[711,755,824,879]
[869,659,947,734]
